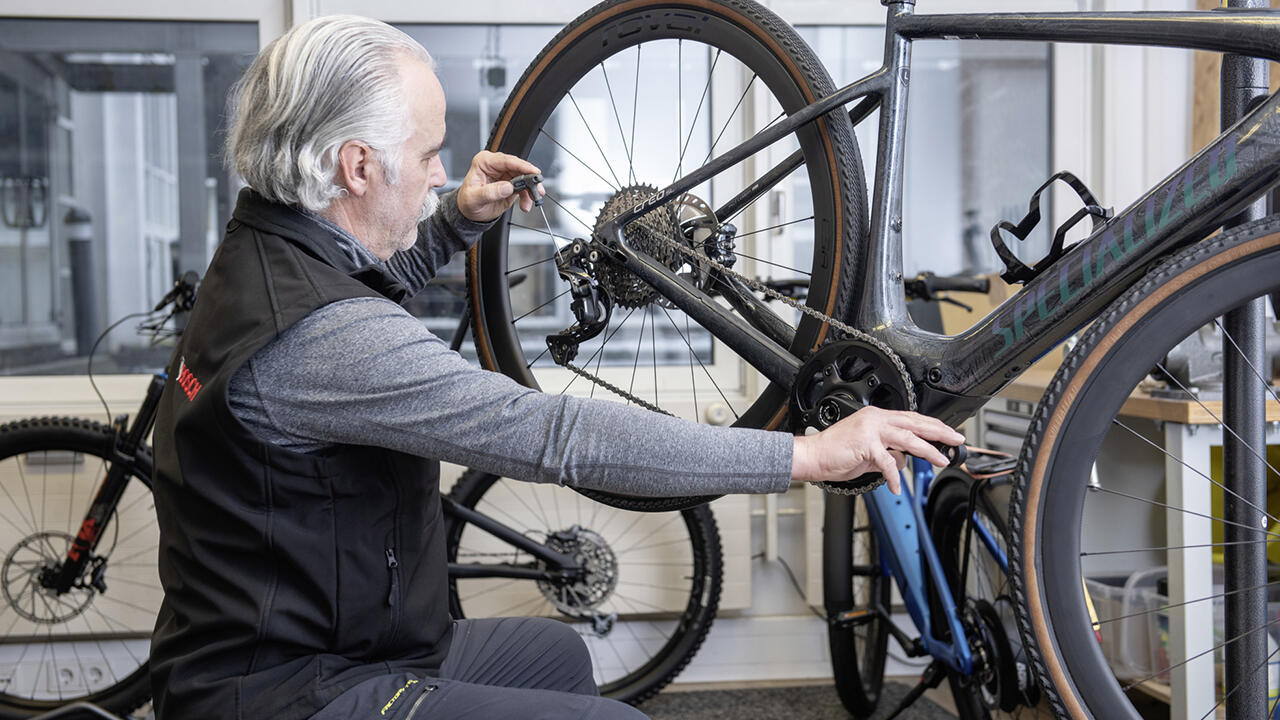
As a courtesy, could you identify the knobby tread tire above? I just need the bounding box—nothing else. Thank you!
[445,468,723,705]
[0,417,154,719]
[1008,217,1280,720]
[823,493,889,717]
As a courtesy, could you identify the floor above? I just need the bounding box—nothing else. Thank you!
[645,680,957,719]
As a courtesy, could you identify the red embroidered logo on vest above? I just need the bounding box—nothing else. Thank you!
[177,358,203,401]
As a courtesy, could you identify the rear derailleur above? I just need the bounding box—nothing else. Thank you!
[545,239,614,366]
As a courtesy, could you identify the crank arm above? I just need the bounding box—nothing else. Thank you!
[830,602,926,658]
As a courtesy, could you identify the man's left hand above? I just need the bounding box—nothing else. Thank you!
[456,151,545,222]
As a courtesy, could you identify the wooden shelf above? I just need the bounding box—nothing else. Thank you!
[1001,368,1280,426]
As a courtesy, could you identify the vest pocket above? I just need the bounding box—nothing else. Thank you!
[384,544,404,651]
[385,546,401,607]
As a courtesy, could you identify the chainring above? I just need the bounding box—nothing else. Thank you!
[790,338,914,495]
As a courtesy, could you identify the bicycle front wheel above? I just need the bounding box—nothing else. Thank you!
[0,418,158,719]
[444,469,723,705]
[1012,217,1280,719]
[467,0,867,465]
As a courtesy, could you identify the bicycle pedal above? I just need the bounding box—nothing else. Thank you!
[832,607,875,626]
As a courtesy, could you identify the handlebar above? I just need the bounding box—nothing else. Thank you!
[903,272,990,302]
[152,271,200,313]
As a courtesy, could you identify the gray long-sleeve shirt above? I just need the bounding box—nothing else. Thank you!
[226,191,793,496]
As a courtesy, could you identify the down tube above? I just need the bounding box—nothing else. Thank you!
[904,88,1280,412]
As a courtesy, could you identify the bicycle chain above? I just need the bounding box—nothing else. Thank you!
[555,210,918,496]
[563,361,675,417]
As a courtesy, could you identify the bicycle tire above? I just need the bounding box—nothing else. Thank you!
[926,469,1044,719]
[0,417,157,719]
[466,0,867,512]
[823,493,889,717]
[1010,216,1280,719]
[444,468,722,705]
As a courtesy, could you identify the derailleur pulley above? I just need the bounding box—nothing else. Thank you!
[545,239,614,365]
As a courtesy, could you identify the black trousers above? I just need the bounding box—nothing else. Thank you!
[312,617,649,719]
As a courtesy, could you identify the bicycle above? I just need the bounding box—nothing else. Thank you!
[463,1,1280,718]
[0,274,722,718]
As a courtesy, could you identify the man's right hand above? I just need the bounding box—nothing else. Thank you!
[790,407,964,494]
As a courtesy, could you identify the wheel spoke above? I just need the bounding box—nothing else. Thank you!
[732,215,814,240]
[728,251,812,277]
[1087,485,1280,540]
[1154,360,1280,480]
[567,90,623,190]
[673,48,721,184]
[659,306,739,421]
[703,73,757,167]
[514,289,570,324]
[1110,417,1279,529]
[599,61,635,188]
[537,129,619,193]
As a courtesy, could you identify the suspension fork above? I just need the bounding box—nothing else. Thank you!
[48,372,167,595]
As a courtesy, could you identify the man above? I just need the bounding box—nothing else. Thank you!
[150,15,962,720]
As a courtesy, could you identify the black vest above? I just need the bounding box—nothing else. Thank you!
[151,190,451,720]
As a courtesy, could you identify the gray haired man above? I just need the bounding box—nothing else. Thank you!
[149,14,962,720]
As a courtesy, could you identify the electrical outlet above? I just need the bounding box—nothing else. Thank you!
[0,664,17,692]
[44,660,113,694]
[46,661,84,694]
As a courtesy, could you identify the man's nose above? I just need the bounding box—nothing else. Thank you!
[429,156,447,188]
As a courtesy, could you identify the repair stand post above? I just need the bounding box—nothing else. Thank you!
[1221,3,1269,717]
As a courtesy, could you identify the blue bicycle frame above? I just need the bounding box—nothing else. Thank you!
[862,456,1010,676]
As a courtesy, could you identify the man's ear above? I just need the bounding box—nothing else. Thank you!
[336,140,373,197]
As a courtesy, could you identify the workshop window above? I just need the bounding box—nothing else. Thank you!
[0,20,257,376]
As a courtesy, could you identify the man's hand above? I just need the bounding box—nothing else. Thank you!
[791,407,965,494]
[456,151,546,222]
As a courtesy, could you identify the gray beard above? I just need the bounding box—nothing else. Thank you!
[417,189,440,223]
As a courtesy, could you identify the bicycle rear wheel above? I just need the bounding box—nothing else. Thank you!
[444,469,722,705]
[0,418,157,719]
[823,493,889,717]
[1012,217,1280,719]
[467,0,867,508]
[926,468,1045,719]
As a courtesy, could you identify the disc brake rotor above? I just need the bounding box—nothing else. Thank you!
[3,531,95,623]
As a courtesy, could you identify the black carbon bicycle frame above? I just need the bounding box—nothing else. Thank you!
[595,2,1280,425]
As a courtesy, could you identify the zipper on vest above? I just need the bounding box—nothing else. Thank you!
[385,547,400,607]
[404,684,435,720]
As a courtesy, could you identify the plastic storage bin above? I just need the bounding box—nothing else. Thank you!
[1084,574,1154,679]
[1140,566,1280,705]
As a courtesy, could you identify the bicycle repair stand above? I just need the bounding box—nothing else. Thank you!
[1221,2,1271,719]
[30,703,129,720]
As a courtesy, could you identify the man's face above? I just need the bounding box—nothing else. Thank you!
[369,56,448,258]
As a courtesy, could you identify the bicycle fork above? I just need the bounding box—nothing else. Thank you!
[46,373,167,596]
